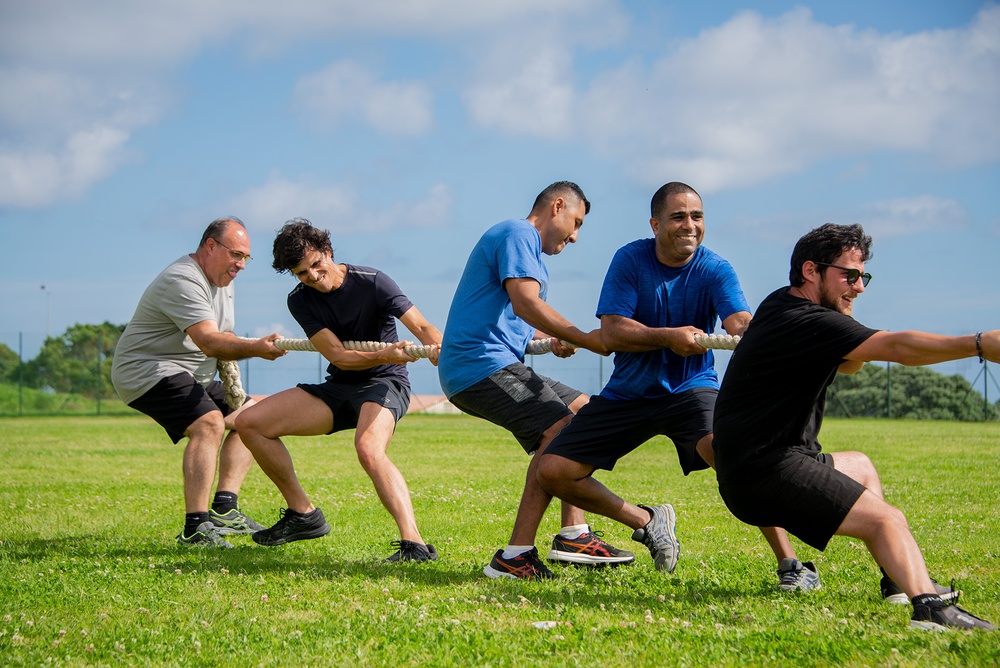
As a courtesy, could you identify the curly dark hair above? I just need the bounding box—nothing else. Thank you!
[272,218,334,273]
[789,223,873,287]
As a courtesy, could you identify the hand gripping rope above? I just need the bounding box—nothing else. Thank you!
[217,333,741,409]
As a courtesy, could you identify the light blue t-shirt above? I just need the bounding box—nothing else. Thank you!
[439,219,548,397]
[598,240,748,400]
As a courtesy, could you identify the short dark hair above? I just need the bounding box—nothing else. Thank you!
[272,218,334,273]
[650,182,700,220]
[199,216,246,247]
[530,181,591,215]
[789,223,873,287]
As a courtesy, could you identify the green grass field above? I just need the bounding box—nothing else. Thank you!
[2,415,998,666]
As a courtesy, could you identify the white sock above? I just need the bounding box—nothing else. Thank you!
[559,524,590,540]
[502,545,535,560]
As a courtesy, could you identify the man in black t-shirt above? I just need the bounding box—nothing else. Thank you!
[235,219,443,563]
[713,223,997,631]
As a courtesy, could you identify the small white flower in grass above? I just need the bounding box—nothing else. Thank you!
[193,640,201,649]
[200,621,208,628]
[261,595,269,602]
[174,569,182,575]
[149,564,156,569]
[682,621,692,628]
[59,630,66,637]
[289,572,296,578]
[292,630,302,638]
[220,568,229,575]
[80,630,88,637]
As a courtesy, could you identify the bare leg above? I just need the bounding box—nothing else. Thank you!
[182,411,226,513]
[353,402,424,543]
[234,388,334,513]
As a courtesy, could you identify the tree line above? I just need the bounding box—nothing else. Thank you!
[1,322,997,420]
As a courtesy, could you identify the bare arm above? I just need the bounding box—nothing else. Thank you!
[186,321,286,361]
[600,314,714,357]
[845,329,999,366]
[721,311,752,337]
[505,277,607,355]
[398,305,443,365]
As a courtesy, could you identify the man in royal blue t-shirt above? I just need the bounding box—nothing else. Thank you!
[538,182,810,580]
[439,181,633,580]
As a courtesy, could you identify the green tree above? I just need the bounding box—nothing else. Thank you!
[21,322,125,397]
[827,363,998,421]
[0,342,20,384]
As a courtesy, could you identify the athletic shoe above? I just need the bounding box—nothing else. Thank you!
[209,507,265,535]
[910,598,995,631]
[548,528,635,566]
[177,521,233,548]
[483,548,556,580]
[631,503,680,573]
[777,558,821,591]
[251,507,331,546]
[881,576,960,604]
[385,540,439,562]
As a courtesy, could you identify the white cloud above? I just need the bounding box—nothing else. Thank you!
[294,62,433,135]
[227,175,453,233]
[853,196,968,239]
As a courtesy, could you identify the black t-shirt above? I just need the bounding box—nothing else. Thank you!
[287,264,414,386]
[713,288,878,483]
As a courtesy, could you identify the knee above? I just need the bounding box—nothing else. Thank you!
[354,440,387,472]
[535,455,565,494]
[233,406,260,438]
[187,410,226,444]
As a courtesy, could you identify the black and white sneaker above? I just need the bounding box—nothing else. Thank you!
[881,576,960,604]
[777,558,821,592]
[384,540,438,562]
[910,596,995,631]
[252,507,331,546]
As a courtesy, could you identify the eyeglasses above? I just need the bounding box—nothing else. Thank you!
[814,262,871,287]
[212,239,252,263]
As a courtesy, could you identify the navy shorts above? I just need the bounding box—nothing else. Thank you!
[718,452,865,551]
[544,389,716,475]
[128,372,236,444]
[298,377,410,434]
[449,363,583,454]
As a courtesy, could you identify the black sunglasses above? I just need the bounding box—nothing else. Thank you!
[814,262,871,287]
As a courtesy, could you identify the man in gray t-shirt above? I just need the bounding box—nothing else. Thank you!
[112,216,286,547]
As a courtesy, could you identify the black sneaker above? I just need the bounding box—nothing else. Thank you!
[548,528,635,566]
[483,548,556,580]
[910,597,995,631]
[881,576,960,604]
[210,507,265,535]
[177,521,233,548]
[252,508,331,546]
[385,540,438,562]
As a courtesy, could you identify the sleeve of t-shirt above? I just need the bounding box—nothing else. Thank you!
[596,245,639,319]
[161,273,218,333]
[495,225,545,284]
[813,307,880,366]
[711,259,751,322]
[288,289,326,339]
[375,271,415,319]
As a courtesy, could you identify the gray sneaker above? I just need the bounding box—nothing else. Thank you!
[777,558,821,591]
[210,508,265,535]
[631,504,679,573]
[177,521,234,548]
[910,598,995,631]
[252,507,331,546]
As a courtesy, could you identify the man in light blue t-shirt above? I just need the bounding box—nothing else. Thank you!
[538,183,816,586]
[439,181,634,580]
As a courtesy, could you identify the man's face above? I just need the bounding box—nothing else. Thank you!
[206,226,251,287]
[541,196,587,256]
[817,248,867,316]
[290,247,336,292]
[650,191,704,266]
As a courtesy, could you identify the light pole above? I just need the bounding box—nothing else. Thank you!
[40,285,51,339]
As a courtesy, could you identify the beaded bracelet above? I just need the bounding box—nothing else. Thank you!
[976,331,984,363]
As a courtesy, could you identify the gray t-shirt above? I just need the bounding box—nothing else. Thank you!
[111,254,235,404]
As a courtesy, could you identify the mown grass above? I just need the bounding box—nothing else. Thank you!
[1,415,998,666]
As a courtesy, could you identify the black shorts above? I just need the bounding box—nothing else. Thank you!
[128,372,235,444]
[298,377,411,434]
[544,389,715,475]
[718,452,865,551]
[449,363,583,454]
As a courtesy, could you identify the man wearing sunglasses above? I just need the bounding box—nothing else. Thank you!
[112,217,287,547]
[712,222,996,631]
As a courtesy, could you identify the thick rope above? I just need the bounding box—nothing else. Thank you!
[217,334,741,408]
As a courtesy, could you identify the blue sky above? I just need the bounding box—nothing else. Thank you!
[2,1,998,397]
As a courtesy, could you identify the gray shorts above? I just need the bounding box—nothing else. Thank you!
[449,363,583,454]
[297,377,410,434]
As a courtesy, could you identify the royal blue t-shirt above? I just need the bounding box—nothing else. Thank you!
[439,219,547,397]
[598,241,749,400]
